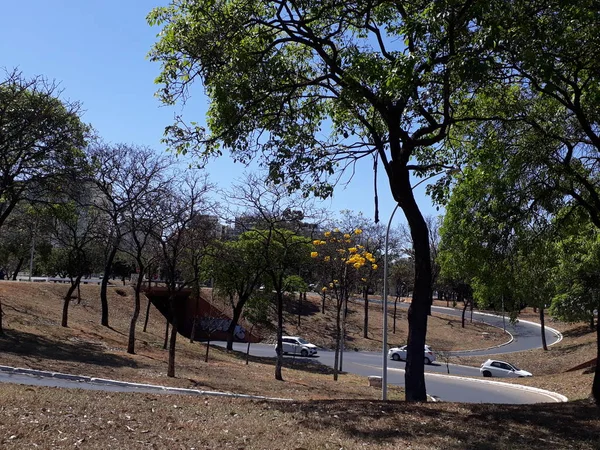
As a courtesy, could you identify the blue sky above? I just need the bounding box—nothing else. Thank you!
[0,1,442,225]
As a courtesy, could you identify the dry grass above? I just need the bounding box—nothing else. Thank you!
[1,282,599,448]
[259,292,508,352]
[0,384,599,449]
[0,281,403,401]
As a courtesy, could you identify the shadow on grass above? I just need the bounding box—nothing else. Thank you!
[267,398,600,449]
[217,346,339,376]
[0,329,138,368]
[562,325,595,338]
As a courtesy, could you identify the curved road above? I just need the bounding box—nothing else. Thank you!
[217,306,563,404]
[0,307,563,404]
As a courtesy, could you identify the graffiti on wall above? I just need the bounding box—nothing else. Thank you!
[198,317,246,340]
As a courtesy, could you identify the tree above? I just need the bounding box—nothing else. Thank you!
[313,228,376,379]
[209,233,266,351]
[148,1,490,401]
[0,69,88,231]
[153,173,213,377]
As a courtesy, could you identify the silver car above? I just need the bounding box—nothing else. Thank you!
[388,345,436,365]
[480,359,532,378]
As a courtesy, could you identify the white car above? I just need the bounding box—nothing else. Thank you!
[278,336,318,357]
[480,359,532,378]
[388,345,436,365]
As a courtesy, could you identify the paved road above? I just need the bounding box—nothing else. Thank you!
[213,307,563,404]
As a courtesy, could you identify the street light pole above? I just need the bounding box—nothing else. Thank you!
[382,202,400,401]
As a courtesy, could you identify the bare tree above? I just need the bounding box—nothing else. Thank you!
[153,173,214,378]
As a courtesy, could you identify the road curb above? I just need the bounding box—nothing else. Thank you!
[433,306,563,352]
[423,371,568,403]
[0,365,292,402]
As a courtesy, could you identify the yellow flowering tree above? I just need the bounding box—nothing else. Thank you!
[311,227,373,380]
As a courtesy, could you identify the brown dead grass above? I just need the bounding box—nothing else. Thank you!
[257,292,508,352]
[0,281,403,401]
[0,384,599,449]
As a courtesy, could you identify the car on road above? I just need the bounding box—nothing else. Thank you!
[480,359,532,378]
[278,336,318,357]
[388,345,436,364]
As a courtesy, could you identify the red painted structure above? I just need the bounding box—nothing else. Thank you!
[143,287,261,343]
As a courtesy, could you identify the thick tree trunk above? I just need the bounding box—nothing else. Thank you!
[540,307,548,351]
[100,245,118,327]
[11,257,24,280]
[363,288,369,338]
[167,314,178,378]
[226,302,245,351]
[127,272,145,354]
[592,313,600,405]
[61,276,82,327]
[275,291,284,381]
[393,163,430,402]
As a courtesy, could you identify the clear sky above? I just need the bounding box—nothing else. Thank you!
[0,1,442,226]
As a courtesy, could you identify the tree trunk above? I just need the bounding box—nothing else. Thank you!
[127,272,145,354]
[100,244,119,327]
[11,257,24,280]
[297,292,302,327]
[205,332,211,363]
[363,287,369,338]
[393,164,431,402]
[333,295,342,381]
[393,296,398,334]
[61,276,82,327]
[275,291,284,381]
[321,290,326,314]
[143,296,152,332]
[163,319,169,350]
[591,315,595,332]
[540,307,548,351]
[167,314,178,377]
[339,289,347,372]
[592,313,599,404]
[0,297,4,336]
[226,298,247,351]
[245,324,255,365]
[470,298,474,323]
[461,298,468,328]
[190,294,200,343]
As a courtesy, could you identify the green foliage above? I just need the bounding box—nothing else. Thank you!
[0,70,89,229]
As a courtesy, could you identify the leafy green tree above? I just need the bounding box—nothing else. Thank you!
[148,1,492,400]
[209,233,267,351]
[0,69,89,231]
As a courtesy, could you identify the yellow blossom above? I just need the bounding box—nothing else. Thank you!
[313,240,321,246]
[345,239,351,243]
[344,233,351,239]
[320,240,326,245]
[354,228,362,235]
[353,263,362,269]
[324,255,331,262]
[372,264,378,270]
[321,286,328,292]
[333,279,338,284]
[324,231,331,237]
[334,228,340,233]
[348,247,358,253]
[361,277,367,282]
[311,251,318,258]
[329,283,334,288]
